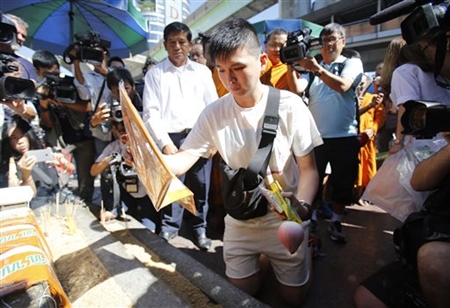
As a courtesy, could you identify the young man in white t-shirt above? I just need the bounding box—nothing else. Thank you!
[163,18,322,306]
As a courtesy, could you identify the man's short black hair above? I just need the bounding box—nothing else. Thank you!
[164,22,192,42]
[208,18,261,64]
[32,50,59,69]
[106,67,134,90]
[108,56,124,67]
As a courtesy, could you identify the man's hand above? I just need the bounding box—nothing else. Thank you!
[162,143,178,155]
[3,99,26,114]
[90,102,111,127]
[297,56,321,72]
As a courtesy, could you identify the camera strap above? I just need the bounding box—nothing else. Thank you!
[93,79,106,112]
[243,87,280,188]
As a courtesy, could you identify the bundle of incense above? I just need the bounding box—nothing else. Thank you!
[65,200,79,235]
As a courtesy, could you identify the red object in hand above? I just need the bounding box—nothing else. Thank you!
[357,132,369,147]
[277,221,305,254]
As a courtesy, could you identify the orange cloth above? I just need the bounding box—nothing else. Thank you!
[357,93,386,187]
[260,60,289,90]
[212,67,229,98]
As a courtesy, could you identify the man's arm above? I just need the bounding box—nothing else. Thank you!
[297,56,355,93]
[286,65,309,96]
[163,150,200,177]
[295,150,319,205]
[411,144,450,191]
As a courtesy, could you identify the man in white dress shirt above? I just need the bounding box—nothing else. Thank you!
[143,22,218,250]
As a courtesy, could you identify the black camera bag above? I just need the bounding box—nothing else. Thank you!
[219,87,280,220]
[394,176,450,268]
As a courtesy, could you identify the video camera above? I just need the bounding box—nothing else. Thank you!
[401,100,450,138]
[0,13,18,49]
[38,73,77,104]
[0,15,36,101]
[63,30,111,66]
[107,151,138,193]
[279,27,321,65]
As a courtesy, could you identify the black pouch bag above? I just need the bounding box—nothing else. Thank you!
[219,161,268,220]
[218,87,280,220]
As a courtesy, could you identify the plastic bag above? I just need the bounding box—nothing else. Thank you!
[363,148,430,222]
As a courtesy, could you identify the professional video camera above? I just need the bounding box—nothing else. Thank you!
[0,55,36,101]
[107,151,138,194]
[0,15,36,101]
[400,100,450,138]
[279,27,321,65]
[63,30,111,66]
[38,73,77,104]
[0,13,18,49]
[110,100,123,122]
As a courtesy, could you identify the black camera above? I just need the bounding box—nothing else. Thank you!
[0,54,35,101]
[107,151,138,193]
[39,73,77,104]
[110,100,123,122]
[0,13,18,49]
[401,1,450,44]
[280,28,321,64]
[401,100,450,138]
[63,31,111,66]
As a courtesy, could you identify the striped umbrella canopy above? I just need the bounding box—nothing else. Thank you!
[0,0,148,58]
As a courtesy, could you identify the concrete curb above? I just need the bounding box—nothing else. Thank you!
[74,206,268,307]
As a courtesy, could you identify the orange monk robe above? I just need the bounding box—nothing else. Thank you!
[357,93,386,188]
[212,67,229,98]
[260,59,289,90]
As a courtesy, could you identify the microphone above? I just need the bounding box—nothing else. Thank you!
[369,0,423,25]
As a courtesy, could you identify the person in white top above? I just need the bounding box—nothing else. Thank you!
[161,18,322,306]
[142,22,218,250]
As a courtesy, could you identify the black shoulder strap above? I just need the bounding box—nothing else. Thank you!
[305,58,348,98]
[93,79,107,112]
[244,87,280,187]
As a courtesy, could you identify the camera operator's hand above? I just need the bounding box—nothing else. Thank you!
[297,56,321,73]
[108,152,122,166]
[90,102,111,127]
[68,44,80,63]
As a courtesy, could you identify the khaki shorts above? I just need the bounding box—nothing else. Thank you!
[223,213,310,287]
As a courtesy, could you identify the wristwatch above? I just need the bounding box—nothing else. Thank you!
[314,69,322,77]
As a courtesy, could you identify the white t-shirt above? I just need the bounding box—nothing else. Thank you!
[391,63,450,107]
[391,63,450,152]
[181,85,323,193]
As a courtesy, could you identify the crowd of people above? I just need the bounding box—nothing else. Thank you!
[1,8,449,308]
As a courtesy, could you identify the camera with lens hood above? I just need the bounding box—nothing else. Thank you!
[37,73,77,104]
[63,30,111,66]
[280,27,321,66]
[0,14,35,101]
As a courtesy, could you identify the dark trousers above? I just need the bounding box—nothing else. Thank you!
[314,137,360,205]
[120,185,161,233]
[64,139,96,202]
[160,132,211,236]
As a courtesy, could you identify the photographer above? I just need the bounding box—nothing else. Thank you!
[90,115,160,231]
[33,50,95,204]
[354,2,450,307]
[295,23,364,242]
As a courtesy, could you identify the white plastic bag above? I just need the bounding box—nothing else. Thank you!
[363,148,430,222]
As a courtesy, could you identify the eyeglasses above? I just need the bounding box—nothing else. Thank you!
[322,36,343,44]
